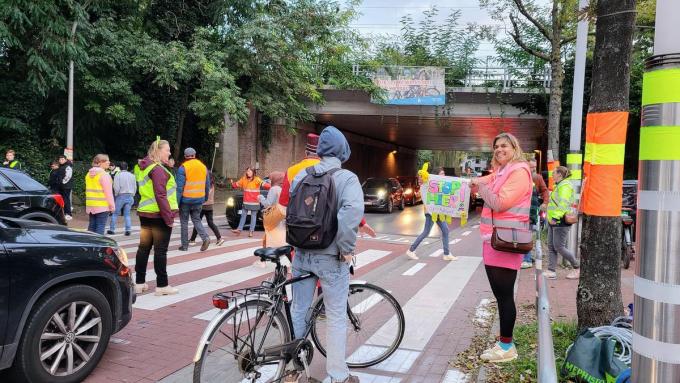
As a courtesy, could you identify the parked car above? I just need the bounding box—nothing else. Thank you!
[0,168,66,225]
[363,177,405,213]
[225,178,270,230]
[0,217,134,383]
[396,176,422,205]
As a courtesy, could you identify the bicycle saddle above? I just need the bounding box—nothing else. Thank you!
[254,246,293,261]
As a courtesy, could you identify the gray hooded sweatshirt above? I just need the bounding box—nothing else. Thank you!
[290,126,364,256]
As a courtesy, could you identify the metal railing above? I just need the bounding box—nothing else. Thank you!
[534,219,559,382]
[351,64,552,90]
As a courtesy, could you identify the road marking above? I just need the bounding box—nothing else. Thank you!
[322,371,401,383]
[128,238,260,266]
[192,249,393,320]
[428,249,443,258]
[366,256,482,351]
[141,247,261,282]
[462,231,472,236]
[423,241,430,245]
[472,224,479,229]
[449,238,462,245]
[402,263,426,276]
[395,237,406,242]
[349,345,419,374]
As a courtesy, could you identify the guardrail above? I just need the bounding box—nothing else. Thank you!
[351,64,552,90]
[534,219,559,382]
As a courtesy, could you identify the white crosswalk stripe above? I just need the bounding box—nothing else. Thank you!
[128,238,260,266]
[402,263,426,276]
[449,238,462,245]
[461,231,472,236]
[141,247,261,282]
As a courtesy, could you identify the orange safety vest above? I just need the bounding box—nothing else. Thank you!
[236,176,264,205]
[181,158,208,198]
[479,161,532,238]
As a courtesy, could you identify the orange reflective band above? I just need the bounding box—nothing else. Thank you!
[585,112,628,144]
[547,160,560,190]
[581,164,624,217]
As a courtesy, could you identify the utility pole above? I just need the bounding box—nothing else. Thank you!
[65,21,77,161]
[632,1,680,381]
[566,0,589,258]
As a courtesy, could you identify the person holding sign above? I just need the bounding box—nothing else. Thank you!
[470,132,532,363]
[405,167,457,261]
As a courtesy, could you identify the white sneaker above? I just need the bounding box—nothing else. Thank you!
[480,343,518,363]
[566,269,580,280]
[543,270,557,279]
[443,255,458,261]
[134,283,149,294]
[216,238,225,246]
[521,261,533,269]
[405,250,419,260]
[65,215,73,221]
[155,285,179,296]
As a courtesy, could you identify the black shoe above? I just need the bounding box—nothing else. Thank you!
[178,246,188,251]
[125,231,131,236]
[200,239,210,251]
[106,230,115,235]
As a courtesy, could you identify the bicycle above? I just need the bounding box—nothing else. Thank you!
[192,245,405,383]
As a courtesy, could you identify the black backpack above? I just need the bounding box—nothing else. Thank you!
[286,167,340,249]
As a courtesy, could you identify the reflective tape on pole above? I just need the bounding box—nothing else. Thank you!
[547,160,559,190]
[580,111,628,217]
[567,153,582,181]
[633,50,680,383]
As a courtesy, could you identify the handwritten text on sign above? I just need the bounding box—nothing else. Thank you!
[424,175,471,218]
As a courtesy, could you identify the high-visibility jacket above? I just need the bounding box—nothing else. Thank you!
[548,179,574,222]
[181,158,207,199]
[479,161,532,238]
[3,160,21,170]
[85,172,109,208]
[133,164,140,179]
[137,164,178,213]
[232,176,265,207]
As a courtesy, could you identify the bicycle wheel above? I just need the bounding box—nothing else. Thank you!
[194,300,290,383]
[310,282,404,368]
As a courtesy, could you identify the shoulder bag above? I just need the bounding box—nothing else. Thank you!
[490,210,534,254]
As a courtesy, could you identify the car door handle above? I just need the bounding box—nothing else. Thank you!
[9,202,28,209]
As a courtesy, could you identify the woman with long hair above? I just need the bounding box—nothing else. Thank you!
[545,166,579,280]
[134,139,180,296]
[471,132,533,362]
[85,154,115,234]
[230,167,266,237]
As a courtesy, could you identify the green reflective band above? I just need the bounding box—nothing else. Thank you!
[584,142,625,165]
[639,126,680,160]
[569,169,582,180]
[566,153,582,165]
[642,68,680,106]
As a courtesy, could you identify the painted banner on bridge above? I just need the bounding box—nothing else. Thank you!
[371,67,445,105]
[423,175,471,223]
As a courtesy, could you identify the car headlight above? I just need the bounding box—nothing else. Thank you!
[404,188,413,195]
[227,197,235,207]
[377,189,387,199]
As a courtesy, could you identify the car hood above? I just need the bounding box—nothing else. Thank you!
[1,217,117,246]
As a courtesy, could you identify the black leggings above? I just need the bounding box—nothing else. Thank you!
[485,265,518,340]
[135,217,172,287]
[191,208,221,241]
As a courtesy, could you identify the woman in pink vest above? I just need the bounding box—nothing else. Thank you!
[471,133,532,363]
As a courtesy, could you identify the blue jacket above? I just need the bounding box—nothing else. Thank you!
[290,126,363,256]
[176,163,210,205]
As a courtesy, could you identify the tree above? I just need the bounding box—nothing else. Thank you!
[576,0,636,328]
[481,0,580,160]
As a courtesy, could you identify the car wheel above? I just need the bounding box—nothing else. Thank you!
[19,211,58,224]
[385,199,393,214]
[398,198,405,211]
[9,285,112,383]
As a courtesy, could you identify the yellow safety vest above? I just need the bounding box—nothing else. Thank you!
[85,172,109,208]
[137,164,178,213]
[181,158,207,198]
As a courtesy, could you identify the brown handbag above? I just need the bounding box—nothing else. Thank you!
[490,210,534,254]
[263,204,285,232]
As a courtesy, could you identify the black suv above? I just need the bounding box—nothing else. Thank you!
[363,177,405,213]
[0,168,67,225]
[0,217,134,383]
[225,178,270,230]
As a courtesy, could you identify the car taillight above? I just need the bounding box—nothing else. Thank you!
[212,295,229,310]
[52,194,65,208]
[105,247,130,277]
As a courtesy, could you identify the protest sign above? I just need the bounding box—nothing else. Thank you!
[423,174,471,224]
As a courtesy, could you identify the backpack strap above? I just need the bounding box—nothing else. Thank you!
[304,166,341,177]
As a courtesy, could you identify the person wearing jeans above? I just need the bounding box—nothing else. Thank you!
[190,178,224,246]
[109,161,137,236]
[406,167,455,261]
[85,154,115,235]
[176,147,211,251]
[288,126,363,383]
[545,166,579,280]
[231,167,267,237]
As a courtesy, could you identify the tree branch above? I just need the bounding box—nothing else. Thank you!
[512,0,553,41]
[509,15,550,61]
[560,32,596,46]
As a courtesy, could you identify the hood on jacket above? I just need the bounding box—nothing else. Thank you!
[316,126,351,163]
[138,156,162,171]
[269,171,285,187]
[87,167,106,177]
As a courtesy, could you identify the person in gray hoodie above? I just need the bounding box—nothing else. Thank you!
[288,126,363,383]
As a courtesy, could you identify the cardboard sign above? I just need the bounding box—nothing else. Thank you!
[423,175,471,224]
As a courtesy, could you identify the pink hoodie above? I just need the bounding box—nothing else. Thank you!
[85,167,115,214]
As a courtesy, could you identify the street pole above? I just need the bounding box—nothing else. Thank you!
[65,21,78,161]
[210,142,219,173]
[632,1,680,381]
[567,0,589,259]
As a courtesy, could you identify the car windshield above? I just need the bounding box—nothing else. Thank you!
[5,170,47,192]
[363,179,388,189]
